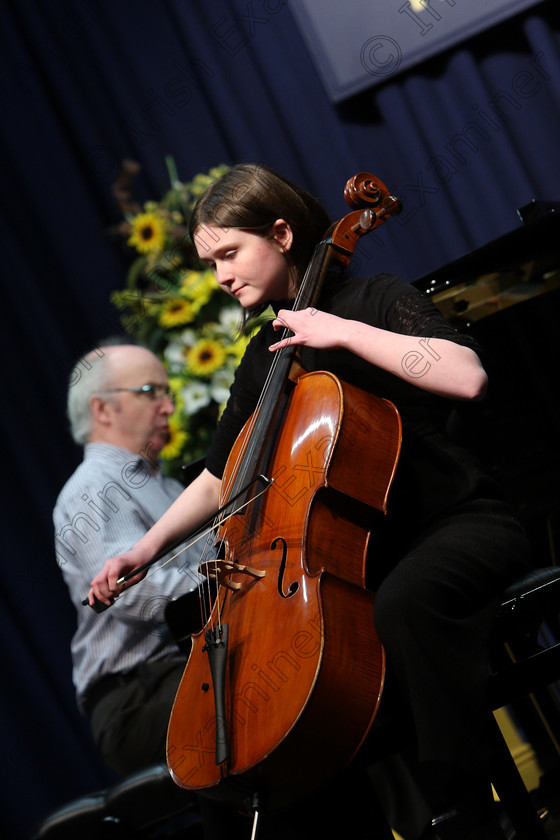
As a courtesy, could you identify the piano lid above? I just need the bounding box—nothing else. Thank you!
[413,200,560,326]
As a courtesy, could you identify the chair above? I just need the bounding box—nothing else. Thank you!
[487,565,560,839]
[30,763,202,840]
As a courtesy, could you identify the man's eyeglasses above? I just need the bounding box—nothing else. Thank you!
[100,384,174,402]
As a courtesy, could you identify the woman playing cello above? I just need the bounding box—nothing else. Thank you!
[89,164,532,839]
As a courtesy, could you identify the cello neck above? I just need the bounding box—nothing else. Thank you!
[226,238,334,502]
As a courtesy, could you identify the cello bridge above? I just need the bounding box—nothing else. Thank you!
[198,559,266,591]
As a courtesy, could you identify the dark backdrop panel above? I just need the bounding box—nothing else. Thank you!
[1,1,560,836]
[291,0,545,100]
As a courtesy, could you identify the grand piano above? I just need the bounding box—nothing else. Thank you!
[413,200,560,565]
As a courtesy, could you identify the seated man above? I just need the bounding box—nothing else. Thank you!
[54,339,204,776]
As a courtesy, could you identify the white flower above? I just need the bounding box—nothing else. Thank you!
[181,381,211,415]
[163,329,199,373]
[179,328,198,346]
[164,340,186,373]
[210,368,234,404]
[218,305,241,338]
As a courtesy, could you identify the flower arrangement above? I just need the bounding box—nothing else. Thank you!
[109,156,268,480]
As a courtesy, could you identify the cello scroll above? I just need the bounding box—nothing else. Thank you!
[328,172,402,266]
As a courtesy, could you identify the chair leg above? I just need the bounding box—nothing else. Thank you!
[488,715,547,840]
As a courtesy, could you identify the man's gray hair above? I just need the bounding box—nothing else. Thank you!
[67,337,134,445]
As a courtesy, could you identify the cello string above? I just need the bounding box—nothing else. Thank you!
[202,240,333,633]
[188,473,274,633]
[218,254,317,502]
[218,244,328,504]
[113,482,272,594]
[218,337,288,503]
[197,529,218,631]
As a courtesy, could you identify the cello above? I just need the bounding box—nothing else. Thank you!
[166,172,403,815]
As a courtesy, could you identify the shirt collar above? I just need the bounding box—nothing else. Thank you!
[84,442,162,477]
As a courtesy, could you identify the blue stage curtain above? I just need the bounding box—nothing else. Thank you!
[1,1,559,836]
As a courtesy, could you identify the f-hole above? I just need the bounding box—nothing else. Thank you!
[271,537,299,599]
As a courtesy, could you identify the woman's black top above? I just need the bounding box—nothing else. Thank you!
[206,273,501,531]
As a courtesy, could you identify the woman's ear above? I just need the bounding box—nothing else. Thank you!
[271,218,293,253]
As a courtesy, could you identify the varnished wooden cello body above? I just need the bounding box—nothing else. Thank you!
[166,173,403,812]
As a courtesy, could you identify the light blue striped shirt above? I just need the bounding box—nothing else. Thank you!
[53,443,203,713]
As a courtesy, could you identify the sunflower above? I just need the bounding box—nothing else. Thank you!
[179,269,215,309]
[128,211,167,254]
[158,298,196,328]
[186,338,227,377]
[159,416,188,461]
